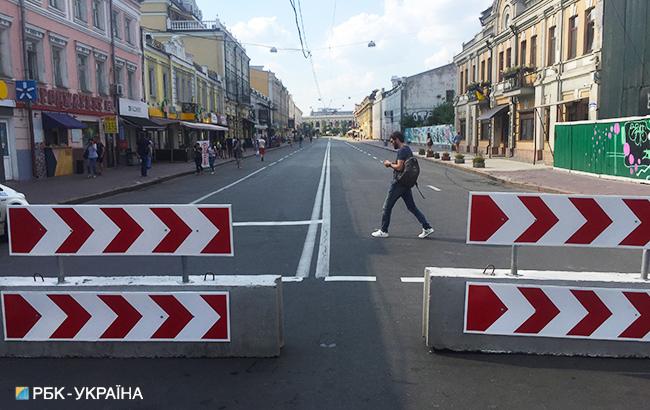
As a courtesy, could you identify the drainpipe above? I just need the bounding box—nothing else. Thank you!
[18,0,37,178]
[109,0,119,168]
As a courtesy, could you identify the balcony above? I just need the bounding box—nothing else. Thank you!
[167,19,222,31]
[496,67,536,97]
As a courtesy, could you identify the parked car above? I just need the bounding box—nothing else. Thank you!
[0,184,29,240]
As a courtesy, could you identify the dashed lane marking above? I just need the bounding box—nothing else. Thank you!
[324,276,377,282]
[427,185,441,192]
[400,277,425,283]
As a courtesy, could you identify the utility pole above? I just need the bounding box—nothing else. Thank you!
[19,0,37,178]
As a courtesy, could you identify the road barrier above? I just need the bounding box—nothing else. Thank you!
[422,192,650,358]
[4,205,284,358]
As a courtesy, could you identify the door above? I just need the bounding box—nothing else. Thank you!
[0,121,12,181]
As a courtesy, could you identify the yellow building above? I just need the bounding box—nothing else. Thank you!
[250,66,270,98]
[354,91,378,139]
[454,0,601,164]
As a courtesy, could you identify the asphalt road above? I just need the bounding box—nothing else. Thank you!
[0,138,648,409]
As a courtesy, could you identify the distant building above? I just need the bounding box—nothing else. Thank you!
[381,79,404,141]
[303,109,355,134]
[354,90,378,139]
[402,63,457,123]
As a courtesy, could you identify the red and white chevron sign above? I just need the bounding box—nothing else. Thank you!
[8,205,233,256]
[467,192,650,248]
[1,291,230,342]
[464,283,650,341]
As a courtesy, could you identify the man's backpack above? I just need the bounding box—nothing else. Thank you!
[396,156,420,188]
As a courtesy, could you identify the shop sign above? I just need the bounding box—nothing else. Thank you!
[219,114,227,126]
[102,116,118,134]
[210,113,219,124]
[35,87,114,114]
[119,98,149,119]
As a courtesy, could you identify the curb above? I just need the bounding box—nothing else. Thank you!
[358,140,572,194]
[61,145,290,204]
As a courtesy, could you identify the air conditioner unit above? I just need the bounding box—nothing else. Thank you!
[116,84,124,96]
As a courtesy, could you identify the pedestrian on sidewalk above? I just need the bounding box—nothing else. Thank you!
[216,140,224,159]
[426,133,433,152]
[136,133,150,177]
[226,137,233,158]
[233,138,242,168]
[257,136,266,162]
[96,139,105,175]
[453,131,462,152]
[193,143,204,175]
[208,144,217,174]
[84,138,98,178]
[372,131,434,239]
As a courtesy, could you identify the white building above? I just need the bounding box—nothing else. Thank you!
[372,91,383,140]
[402,63,457,122]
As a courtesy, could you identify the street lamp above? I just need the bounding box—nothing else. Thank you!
[368,41,376,48]
[270,47,278,53]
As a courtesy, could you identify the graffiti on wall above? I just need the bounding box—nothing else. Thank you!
[404,124,455,149]
[600,118,650,180]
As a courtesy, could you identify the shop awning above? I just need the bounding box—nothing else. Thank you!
[150,118,180,126]
[122,115,165,130]
[255,124,268,130]
[181,121,229,131]
[477,105,509,121]
[42,112,87,130]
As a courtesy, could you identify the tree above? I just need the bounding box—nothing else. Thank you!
[429,102,455,125]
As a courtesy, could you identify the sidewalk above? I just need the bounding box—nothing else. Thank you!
[4,145,287,204]
[359,139,650,196]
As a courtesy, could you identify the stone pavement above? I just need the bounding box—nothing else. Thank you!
[4,145,286,204]
[359,138,650,195]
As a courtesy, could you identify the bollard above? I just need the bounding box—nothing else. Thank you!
[510,245,519,276]
[181,256,189,283]
[57,257,65,284]
[642,249,649,280]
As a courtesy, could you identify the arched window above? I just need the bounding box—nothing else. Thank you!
[503,6,511,32]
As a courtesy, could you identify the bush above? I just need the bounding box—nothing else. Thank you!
[433,152,440,159]
[441,152,451,161]
[455,153,464,160]
[473,155,485,168]
[418,148,426,155]
[426,149,434,157]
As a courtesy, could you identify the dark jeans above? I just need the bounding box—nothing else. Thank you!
[381,181,431,233]
[140,155,148,176]
[195,158,203,173]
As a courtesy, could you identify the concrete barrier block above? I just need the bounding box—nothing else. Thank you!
[423,268,650,358]
[0,275,283,358]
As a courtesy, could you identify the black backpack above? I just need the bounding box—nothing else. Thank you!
[396,156,420,188]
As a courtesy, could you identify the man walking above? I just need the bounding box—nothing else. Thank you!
[371,131,434,239]
[257,135,266,161]
[136,133,149,177]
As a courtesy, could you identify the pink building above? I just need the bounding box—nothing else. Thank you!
[0,0,143,180]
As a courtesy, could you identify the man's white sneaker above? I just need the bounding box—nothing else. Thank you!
[371,229,389,238]
[418,228,435,238]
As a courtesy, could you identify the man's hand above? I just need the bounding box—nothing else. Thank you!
[383,160,392,168]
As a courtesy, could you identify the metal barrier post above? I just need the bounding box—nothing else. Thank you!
[57,257,65,284]
[642,249,649,280]
[510,245,519,276]
[181,256,189,283]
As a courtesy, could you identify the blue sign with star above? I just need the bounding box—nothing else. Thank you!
[15,80,38,102]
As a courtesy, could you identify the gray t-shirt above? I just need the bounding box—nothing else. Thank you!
[394,145,412,179]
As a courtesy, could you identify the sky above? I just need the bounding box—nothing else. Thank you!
[196,0,494,115]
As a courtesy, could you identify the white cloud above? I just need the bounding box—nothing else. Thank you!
[230,16,294,48]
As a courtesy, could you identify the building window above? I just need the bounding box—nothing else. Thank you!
[127,69,134,99]
[506,48,512,68]
[51,46,66,88]
[49,0,64,12]
[92,0,104,30]
[74,0,87,22]
[162,71,169,100]
[584,8,595,53]
[0,26,11,78]
[148,66,156,98]
[459,70,464,93]
[498,51,504,81]
[115,65,123,93]
[26,40,40,82]
[77,53,90,92]
[124,17,133,45]
[487,57,492,82]
[519,112,534,141]
[520,40,526,66]
[568,16,578,59]
[480,60,485,81]
[112,10,120,39]
[480,120,491,141]
[96,59,107,95]
[530,36,537,67]
[472,65,476,82]
[547,26,556,65]
[464,68,468,91]
[446,90,455,103]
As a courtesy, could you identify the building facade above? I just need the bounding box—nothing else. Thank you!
[302,109,355,135]
[0,0,143,180]
[381,80,404,141]
[402,63,456,122]
[454,0,602,163]
[354,91,377,139]
[372,90,383,140]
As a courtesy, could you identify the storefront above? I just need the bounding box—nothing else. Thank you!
[0,98,15,182]
[119,98,163,165]
[41,112,87,177]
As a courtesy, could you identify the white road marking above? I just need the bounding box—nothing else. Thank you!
[324,276,377,282]
[315,137,332,278]
[296,140,330,278]
[282,277,304,283]
[372,156,378,160]
[401,277,425,283]
[233,220,322,227]
[427,185,441,192]
[191,166,268,203]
